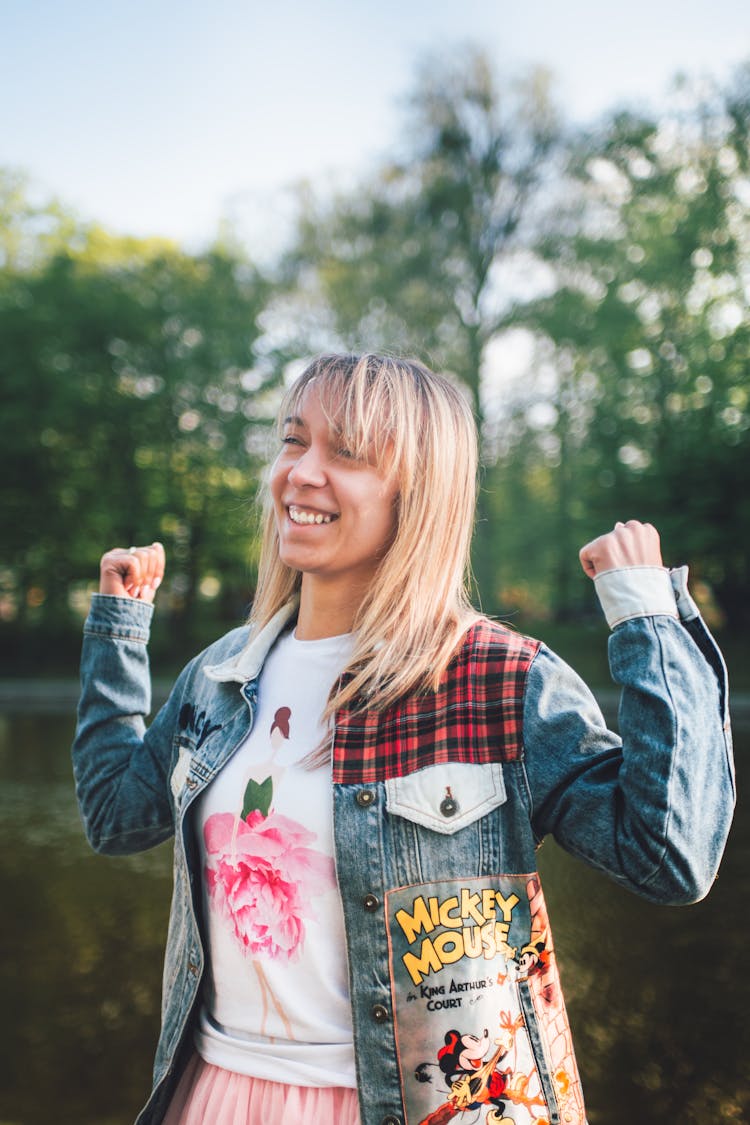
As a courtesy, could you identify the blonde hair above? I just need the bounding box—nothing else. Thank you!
[250,353,481,715]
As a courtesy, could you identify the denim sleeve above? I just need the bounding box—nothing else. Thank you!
[72,595,196,856]
[523,614,734,905]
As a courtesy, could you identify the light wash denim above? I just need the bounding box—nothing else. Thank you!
[72,570,733,1125]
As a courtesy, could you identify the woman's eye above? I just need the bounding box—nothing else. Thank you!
[282,435,303,447]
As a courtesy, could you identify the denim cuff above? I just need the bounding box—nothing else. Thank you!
[83,593,154,643]
[594,566,679,629]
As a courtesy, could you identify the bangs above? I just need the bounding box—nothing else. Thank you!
[280,353,412,477]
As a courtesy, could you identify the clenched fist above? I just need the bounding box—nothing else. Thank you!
[579,521,662,579]
[99,542,166,604]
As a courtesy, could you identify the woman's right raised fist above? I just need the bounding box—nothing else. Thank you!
[99,542,166,603]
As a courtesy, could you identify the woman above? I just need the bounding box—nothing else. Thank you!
[73,353,734,1125]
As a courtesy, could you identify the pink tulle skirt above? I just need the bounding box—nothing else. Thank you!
[163,1054,362,1125]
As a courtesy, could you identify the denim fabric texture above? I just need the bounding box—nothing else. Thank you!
[72,570,734,1125]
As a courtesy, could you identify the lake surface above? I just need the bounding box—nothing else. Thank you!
[0,711,747,1125]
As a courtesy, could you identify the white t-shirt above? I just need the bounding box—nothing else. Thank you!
[193,628,356,1088]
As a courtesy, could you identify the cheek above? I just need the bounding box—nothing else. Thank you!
[358,500,397,555]
[268,458,286,505]
[368,481,399,532]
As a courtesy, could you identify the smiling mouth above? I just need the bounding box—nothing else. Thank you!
[288,504,338,526]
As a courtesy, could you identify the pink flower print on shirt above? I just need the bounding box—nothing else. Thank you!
[204,809,336,962]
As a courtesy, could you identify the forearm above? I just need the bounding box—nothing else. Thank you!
[607,612,731,899]
[525,579,734,904]
[72,595,177,855]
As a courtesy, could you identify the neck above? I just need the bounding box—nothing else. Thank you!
[295,575,365,639]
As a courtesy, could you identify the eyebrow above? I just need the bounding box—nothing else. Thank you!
[283,413,345,437]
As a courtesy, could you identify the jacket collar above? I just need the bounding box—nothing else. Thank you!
[202,599,298,684]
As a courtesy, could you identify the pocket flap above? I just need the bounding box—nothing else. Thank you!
[385,761,506,835]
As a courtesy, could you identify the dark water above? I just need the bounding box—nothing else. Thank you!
[0,713,747,1125]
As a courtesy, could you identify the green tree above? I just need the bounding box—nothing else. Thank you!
[0,196,279,661]
[508,70,750,623]
[0,167,79,270]
[285,47,562,606]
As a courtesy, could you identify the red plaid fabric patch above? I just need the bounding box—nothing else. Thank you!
[332,619,540,784]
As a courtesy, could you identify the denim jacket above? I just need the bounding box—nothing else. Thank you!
[72,567,733,1125]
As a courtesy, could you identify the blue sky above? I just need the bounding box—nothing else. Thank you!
[2,0,749,249]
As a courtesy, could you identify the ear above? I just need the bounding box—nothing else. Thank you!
[438,1030,461,1063]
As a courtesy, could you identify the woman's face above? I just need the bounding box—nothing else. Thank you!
[269,384,399,597]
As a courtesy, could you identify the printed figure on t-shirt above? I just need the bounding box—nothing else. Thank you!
[202,704,337,1038]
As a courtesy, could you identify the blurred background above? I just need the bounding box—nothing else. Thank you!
[0,2,747,1123]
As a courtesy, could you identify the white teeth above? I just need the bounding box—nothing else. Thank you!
[289,506,334,525]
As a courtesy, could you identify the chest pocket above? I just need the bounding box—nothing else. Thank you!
[385,761,506,835]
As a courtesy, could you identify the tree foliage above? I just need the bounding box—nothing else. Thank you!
[506,71,750,622]
[285,47,561,599]
[0,194,277,659]
[285,55,750,624]
[2,52,749,666]
[289,50,559,417]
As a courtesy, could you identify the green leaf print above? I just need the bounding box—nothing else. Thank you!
[242,776,273,820]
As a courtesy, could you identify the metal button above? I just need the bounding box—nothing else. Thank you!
[363,893,380,911]
[381,1117,402,1125]
[371,1003,389,1023]
[440,795,458,817]
[356,789,376,808]
[187,958,200,977]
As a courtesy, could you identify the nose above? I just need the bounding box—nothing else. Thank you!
[287,445,327,488]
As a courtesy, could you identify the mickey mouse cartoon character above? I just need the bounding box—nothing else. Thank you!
[416,1017,522,1125]
[514,937,556,1007]
[515,940,550,981]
